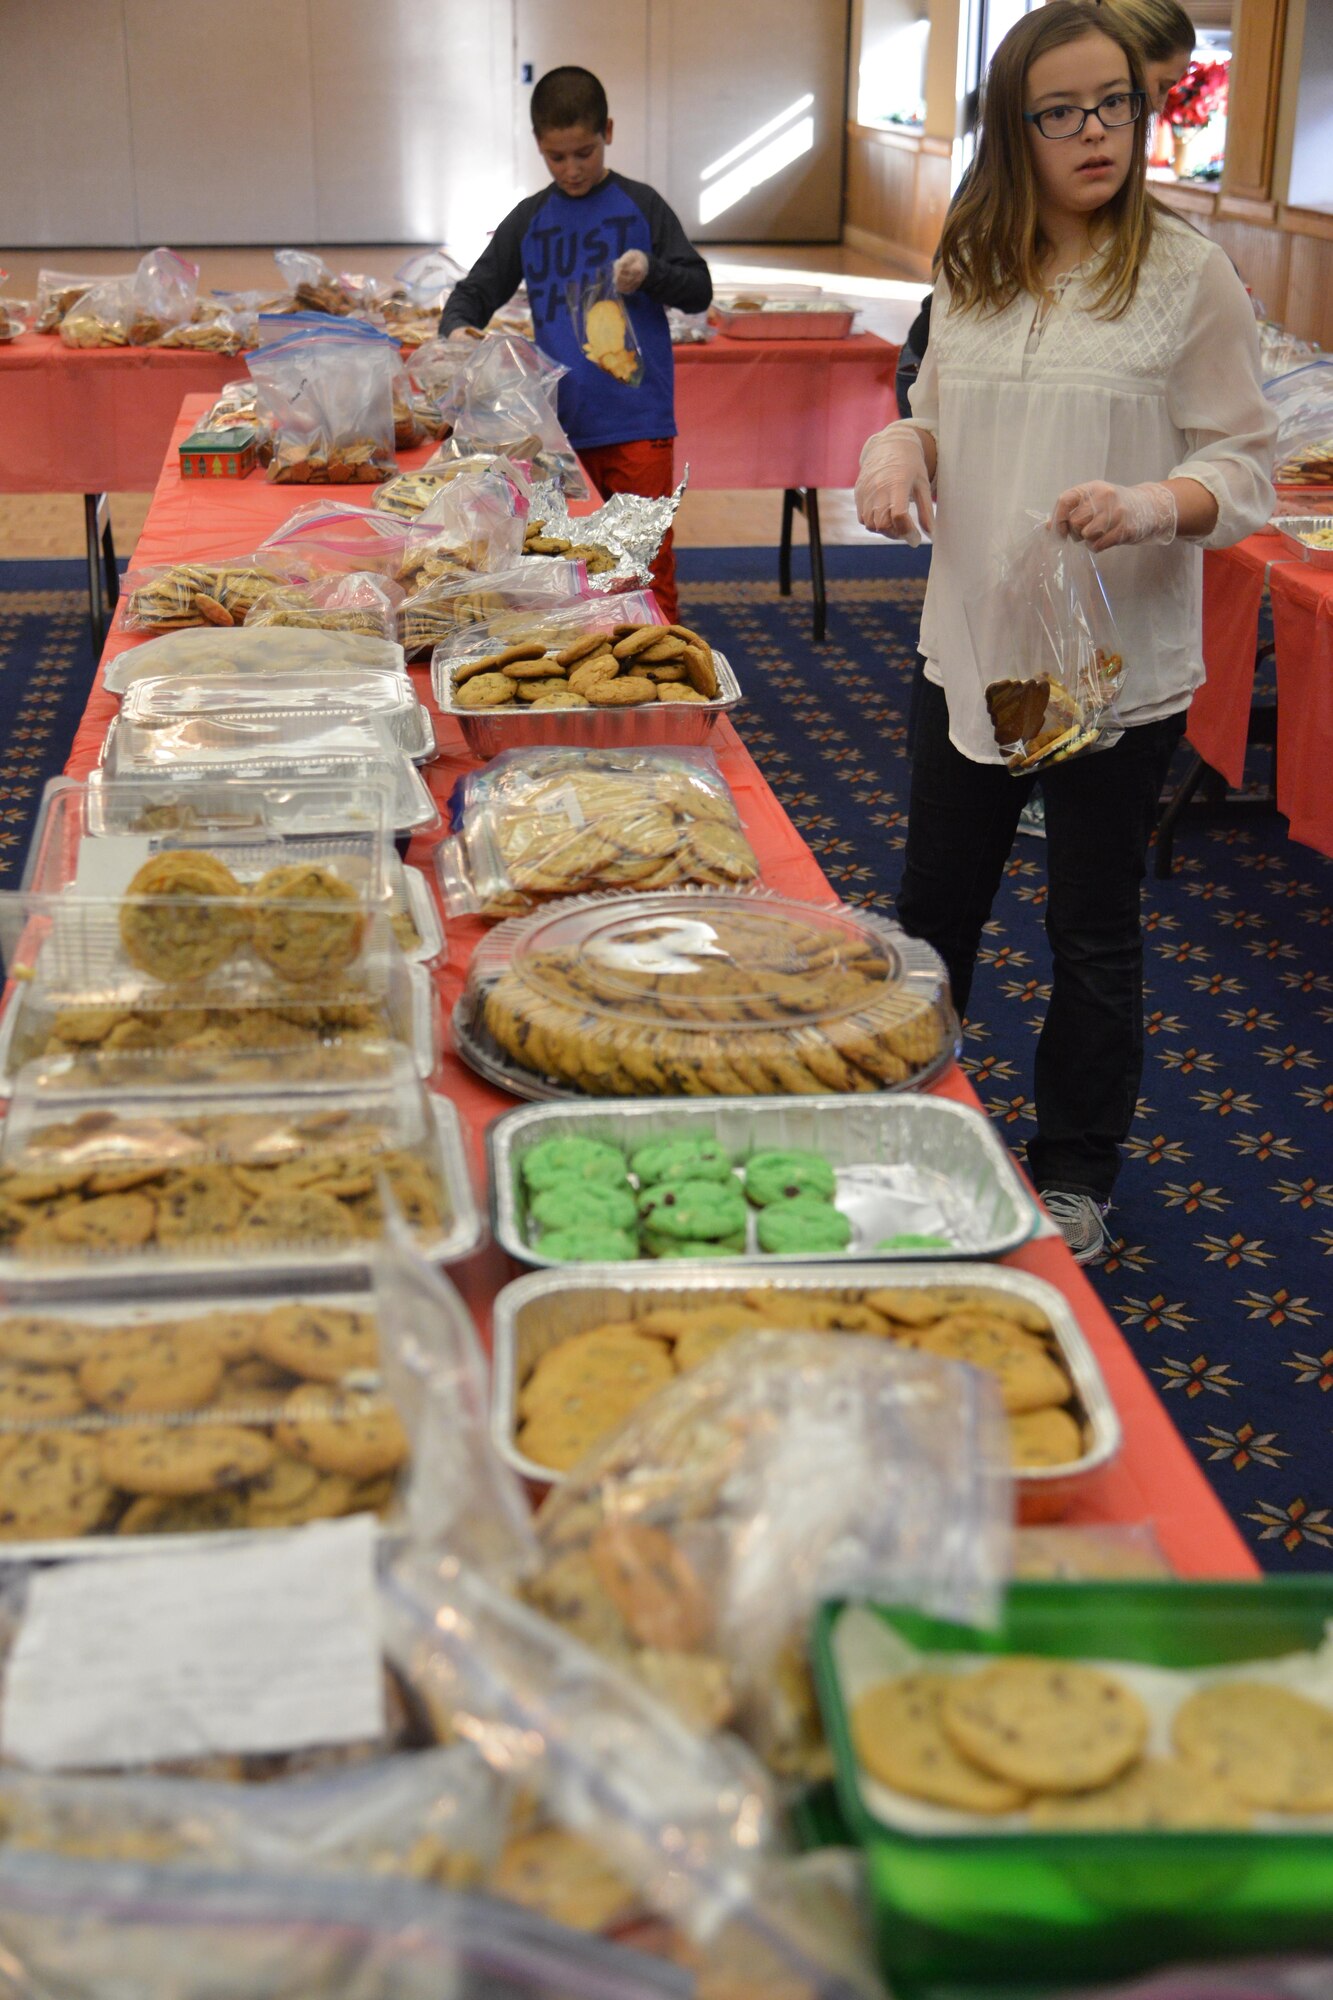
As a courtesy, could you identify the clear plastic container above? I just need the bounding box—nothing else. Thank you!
[812,1581,1333,1989]
[455,889,957,1100]
[91,745,437,839]
[0,1045,480,1276]
[118,670,432,764]
[104,624,408,695]
[437,746,759,919]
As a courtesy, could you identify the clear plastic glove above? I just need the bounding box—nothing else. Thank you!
[613,249,649,294]
[1050,480,1177,553]
[855,424,935,545]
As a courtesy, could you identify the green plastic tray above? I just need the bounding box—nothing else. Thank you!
[812,1581,1333,1995]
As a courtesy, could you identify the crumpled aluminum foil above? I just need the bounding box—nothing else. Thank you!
[526,470,690,594]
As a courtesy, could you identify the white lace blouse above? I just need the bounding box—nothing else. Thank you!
[904,213,1277,765]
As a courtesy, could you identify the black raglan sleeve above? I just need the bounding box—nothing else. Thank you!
[438,194,542,336]
[619,179,712,313]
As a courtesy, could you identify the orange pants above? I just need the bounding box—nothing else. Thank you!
[578,436,678,624]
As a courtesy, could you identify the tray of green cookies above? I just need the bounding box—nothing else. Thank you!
[489,1261,1120,1516]
[810,1579,1333,1989]
[487,1095,1039,1267]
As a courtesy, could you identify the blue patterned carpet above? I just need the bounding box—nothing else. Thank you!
[679,545,1333,1575]
[2,553,1329,1572]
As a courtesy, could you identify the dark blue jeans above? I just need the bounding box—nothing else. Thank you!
[897,680,1186,1201]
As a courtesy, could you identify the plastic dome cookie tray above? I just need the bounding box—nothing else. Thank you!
[453,889,958,1101]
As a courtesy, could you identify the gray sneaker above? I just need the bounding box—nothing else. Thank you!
[1039,1188,1111,1265]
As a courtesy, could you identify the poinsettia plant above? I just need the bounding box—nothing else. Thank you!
[1161,57,1229,131]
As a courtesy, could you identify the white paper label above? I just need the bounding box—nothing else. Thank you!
[1,1516,384,1771]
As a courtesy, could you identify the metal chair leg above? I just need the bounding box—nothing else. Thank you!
[779,489,796,596]
[99,498,119,616]
[806,487,827,644]
[83,493,108,656]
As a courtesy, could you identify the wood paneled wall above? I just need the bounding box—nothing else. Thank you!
[842,124,952,279]
[1158,186,1333,348]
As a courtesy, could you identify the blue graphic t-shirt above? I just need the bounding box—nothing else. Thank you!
[442,170,712,452]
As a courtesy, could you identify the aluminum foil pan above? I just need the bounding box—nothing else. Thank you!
[524,473,688,595]
[1273,516,1333,570]
[489,1095,1039,1267]
[0,1097,481,1284]
[440,649,742,759]
[492,1261,1121,1520]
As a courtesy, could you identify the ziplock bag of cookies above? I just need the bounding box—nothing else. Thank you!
[968,514,1126,774]
[127,246,199,344]
[570,267,645,388]
[274,245,355,316]
[407,455,532,578]
[436,332,587,499]
[380,1542,775,1943]
[154,297,256,356]
[436,745,758,919]
[58,273,137,348]
[245,570,403,642]
[122,551,300,633]
[35,267,118,333]
[529,1331,1010,1776]
[399,557,586,661]
[247,323,398,485]
[0,1854,692,2000]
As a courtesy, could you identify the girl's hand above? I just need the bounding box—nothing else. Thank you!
[613,250,649,293]
[855,424,936,543]
[1050,480,1177,552]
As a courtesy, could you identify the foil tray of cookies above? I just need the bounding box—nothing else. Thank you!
[1272,515,1333,570]
[454,889,957,1101]
[490,1262,1119,1516]
[116,670,434,766]
[104,625,408,694]
[487,1095,1039,1269]
[0,1047,481,1279]
[0,1287,414,1557]
[436,746,760,919]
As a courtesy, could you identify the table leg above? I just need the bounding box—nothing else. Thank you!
[100,499,120,616]
[806,487,827,644]
[82,493,118,655]
[779,489,796,596]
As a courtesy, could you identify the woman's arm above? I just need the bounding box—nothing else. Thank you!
[1163,246,1277,547]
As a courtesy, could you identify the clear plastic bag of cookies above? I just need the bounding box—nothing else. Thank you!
[244,570,404,642]
[122,551,301,633]
[57,273,137,347]
[35,267,121,333]
[459,889,956,1098]
[260,499,419,577]
[525,1330,1009,1773]
[247,325,398,486]
[0,1045,457,1271]
[437,746,759,918]
[571,266,645,388]
[398,558,585,661]
[971,513,1127,774]
[128,246,200,343]
[435,332,587,498]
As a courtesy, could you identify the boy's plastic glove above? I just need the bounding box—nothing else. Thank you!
[1050,480,1177,553]
[613,249,649,293]
[855,424,935,544]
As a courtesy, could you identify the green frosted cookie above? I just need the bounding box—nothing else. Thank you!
[521,1137,630,1193]
[529,1181,639,1234]
[637,1178,748,1241]
[628,1135,735,1187]
[744,1149,837,1206]
[642,1229,748,1259]
[757,1197,853,1255]
[875,1233,953,1252]
[535,1224,638,1263]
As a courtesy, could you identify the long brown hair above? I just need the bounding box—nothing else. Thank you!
[940,1,1155,320]
[1094,0,1196,65]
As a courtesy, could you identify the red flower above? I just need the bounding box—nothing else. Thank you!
[1162,58,1229,130]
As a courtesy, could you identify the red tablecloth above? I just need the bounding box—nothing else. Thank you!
[1193,534,1333,856]
[0,329,897,498]
[64,396,1255,1581]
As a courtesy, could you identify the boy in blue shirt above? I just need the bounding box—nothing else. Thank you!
[441,66,712,620]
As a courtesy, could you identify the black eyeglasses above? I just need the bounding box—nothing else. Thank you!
[1023,90,1145,139]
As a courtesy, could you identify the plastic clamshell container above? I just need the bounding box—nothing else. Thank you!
[488,1094,1039,1267]
[117,670,434,765]
[437,651,743,758]
[103,624,409,694]
[811,1581,1333,1991]
[454,889,957,1102]
[0,1279,413,1560]
[0,1046,481,1280]
[1272,515,1333,569]
[88,748,437,840]
[490,1260,1119,1516]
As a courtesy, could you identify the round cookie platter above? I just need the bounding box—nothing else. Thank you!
[489,1261,1120,1518]
[452,889,958,1103]
[488,1095,1040,1268]
[0,1288,416,1559]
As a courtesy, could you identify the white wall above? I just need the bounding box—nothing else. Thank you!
[1287,0,1333,210]
[0,0,847,249]
[856,0,930,127]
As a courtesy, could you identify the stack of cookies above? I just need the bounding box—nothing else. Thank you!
[519,517,617,575]
[449,620,718,712]
[123,559,285,633]
[510,1279,1083,1477]
[445,747,758,916]
[0,1302,408,1544]
[850,1655,1333,1826]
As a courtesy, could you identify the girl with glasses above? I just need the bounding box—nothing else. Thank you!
[855,1,1274,1263]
